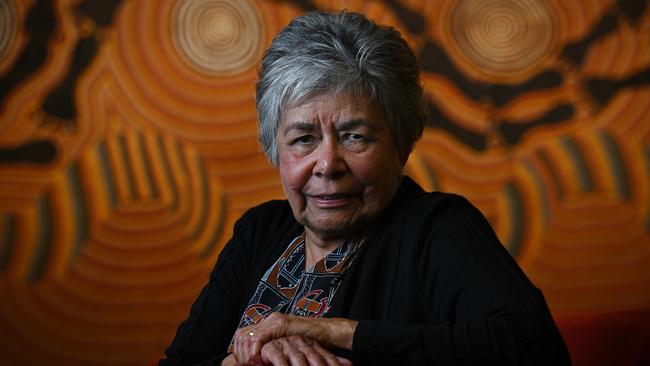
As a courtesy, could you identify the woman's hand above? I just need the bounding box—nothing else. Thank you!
[232,313,357,365]
[233,313,290,364]
[261,335,352,366]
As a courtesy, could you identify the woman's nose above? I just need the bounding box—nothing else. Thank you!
[313,140,345,179]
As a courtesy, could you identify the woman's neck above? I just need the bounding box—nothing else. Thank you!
[303,230,343,269]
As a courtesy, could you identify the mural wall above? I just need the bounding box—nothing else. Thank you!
[0,0,648,364]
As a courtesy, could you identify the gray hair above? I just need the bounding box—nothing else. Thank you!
[256,10,426,165]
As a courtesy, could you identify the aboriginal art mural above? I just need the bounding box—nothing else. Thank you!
[0,0,648,365]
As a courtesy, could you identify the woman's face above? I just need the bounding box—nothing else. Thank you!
[277,93,405,243]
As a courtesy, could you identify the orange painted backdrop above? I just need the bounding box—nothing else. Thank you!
[0,0,648,365]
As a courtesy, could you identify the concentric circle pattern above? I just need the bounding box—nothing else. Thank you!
[0,0,17,61]
[172,0,263,76]
[450,0,555,77]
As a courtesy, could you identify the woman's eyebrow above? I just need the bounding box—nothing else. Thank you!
[283,121,315,135]
[337,119,376,131]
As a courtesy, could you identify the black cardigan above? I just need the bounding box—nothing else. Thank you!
[161,177,570,365]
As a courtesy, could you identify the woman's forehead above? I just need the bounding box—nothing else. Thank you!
[281,94,384,126]
[284,88,373,111]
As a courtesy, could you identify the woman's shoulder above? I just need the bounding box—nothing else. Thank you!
[397,176,478,219]
[242,199,293,219]
[397,177,512,263]
[235,199,296,233]
[394,177,501,250]
[220,199,300,267]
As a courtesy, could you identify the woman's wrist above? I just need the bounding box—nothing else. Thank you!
[293,316,358,351]
[326,318,358,350]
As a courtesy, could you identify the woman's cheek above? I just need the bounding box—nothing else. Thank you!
[349,156,383,183]
[280,157,311,192]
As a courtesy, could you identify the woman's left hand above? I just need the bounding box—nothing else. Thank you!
[261,335,353,366]
[232,313,357,365]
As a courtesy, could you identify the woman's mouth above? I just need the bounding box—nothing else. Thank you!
[309,193,358,208]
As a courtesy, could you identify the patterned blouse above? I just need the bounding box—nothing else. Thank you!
[229,232,363,349]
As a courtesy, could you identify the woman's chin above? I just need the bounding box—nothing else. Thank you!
[304,217,367,242]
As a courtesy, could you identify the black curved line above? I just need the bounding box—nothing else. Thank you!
[97,141,118,207]
[420,41,564,107]
[586,67,650,106]
[420,41,486,101]
[78,0,124,27]
[488,71,564,107]
[41,35,98,120]
[600,132,631,201]
[618,0,648,24]
[176,141,204,238]
[537,149,566,199]
[67,162,90,259]
[28,195,53,281]
[157,136,180,210]
[41,0,124,121]
[426,101,486,151]
[384,0,427,35]
[562,12,618,65]
[281,0,318,11]
[561,137,595,192]
[0,0,56,108]
[523,160,551,223]
[0,140,57,164]
[118,133,136,200]
[499,104,574,145]
[137,132,158,199]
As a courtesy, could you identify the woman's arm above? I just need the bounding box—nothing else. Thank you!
[231,195,569,365]
[160,200,301,366]
[160,211,260,366]
[232,301,563,365]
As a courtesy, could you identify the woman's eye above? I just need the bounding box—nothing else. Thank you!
[344,133,366,142]
[293,135,314,144]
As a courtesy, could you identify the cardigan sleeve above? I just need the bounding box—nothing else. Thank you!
[349,194,570,365]
[352,300,552,365]
[159,210,258,366]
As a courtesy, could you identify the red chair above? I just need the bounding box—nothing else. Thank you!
[555,308,650,366]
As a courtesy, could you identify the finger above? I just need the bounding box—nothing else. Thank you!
[242,323,274,362]
[235,327,260,365]
[289,337,327,366]
[249,336,264,365]
[310,341,341,366]
[244,326,272,364]
[247,334,265,366]
[233,329,244,363]
[335,357,353,366]
[277,337,308,366]
[262,340,289,366]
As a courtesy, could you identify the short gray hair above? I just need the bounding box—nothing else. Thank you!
[256,10,426,165]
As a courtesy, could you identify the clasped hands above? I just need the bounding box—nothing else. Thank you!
[223,312,357,366]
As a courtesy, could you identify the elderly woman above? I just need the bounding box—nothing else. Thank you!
[161,10,569,366]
